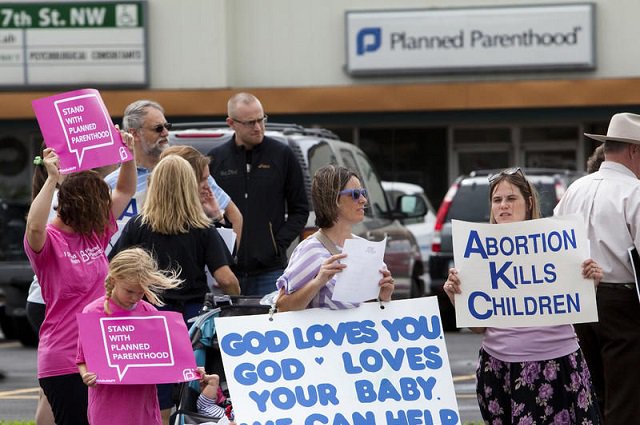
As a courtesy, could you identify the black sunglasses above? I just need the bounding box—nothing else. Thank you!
[339,188,368,200]
[488,167,525,184]
[148,122,173,133]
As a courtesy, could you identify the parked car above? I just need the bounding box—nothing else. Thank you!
[169,122,429,299]
[429,168,585,331]
[0,198,38,346]
[382,181,437,289]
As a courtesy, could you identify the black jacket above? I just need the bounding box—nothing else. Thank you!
[208,135,309,275]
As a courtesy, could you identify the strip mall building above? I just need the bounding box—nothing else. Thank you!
[1,0,638,205]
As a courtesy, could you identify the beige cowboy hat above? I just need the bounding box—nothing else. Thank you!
[585,112,640,144]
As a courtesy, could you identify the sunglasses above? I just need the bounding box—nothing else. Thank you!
[339,188,368,200]
[148,122,173,133]
[488,167,526,184]
[231,115,268,128]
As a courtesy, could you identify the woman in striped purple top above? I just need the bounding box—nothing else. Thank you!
[275,165,394,311]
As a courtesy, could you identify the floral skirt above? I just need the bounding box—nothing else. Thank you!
[476,347,602,425]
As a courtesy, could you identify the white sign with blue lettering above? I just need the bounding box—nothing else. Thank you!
[452,214,598,328]
[345,4,595,76]
[214,297,460,425]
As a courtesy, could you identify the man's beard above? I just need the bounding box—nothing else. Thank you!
[141,136,167,158]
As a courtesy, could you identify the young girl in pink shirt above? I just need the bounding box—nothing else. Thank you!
[77,247,182,425]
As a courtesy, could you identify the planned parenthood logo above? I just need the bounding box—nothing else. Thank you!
[356,27,382,55]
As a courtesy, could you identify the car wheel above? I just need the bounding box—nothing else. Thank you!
[437,293,459,332]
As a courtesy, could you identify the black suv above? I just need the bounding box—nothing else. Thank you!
[428,168,585,331]
[169,122,429,299]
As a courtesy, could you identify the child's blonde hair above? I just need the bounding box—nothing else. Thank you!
[104,247,182,315]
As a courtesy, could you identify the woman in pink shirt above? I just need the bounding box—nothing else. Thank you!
[444,168,603,424]
[24,141,136,425]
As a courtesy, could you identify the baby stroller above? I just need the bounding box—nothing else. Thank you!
[170,294,273,425]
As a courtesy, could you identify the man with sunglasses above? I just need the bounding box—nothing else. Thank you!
[104,99,243,252]
[555,112,640,424]
[208,92,309,296]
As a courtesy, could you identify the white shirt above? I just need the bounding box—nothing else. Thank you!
[555,161,640,283]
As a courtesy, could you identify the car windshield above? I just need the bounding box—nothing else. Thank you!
[445,180,557,223]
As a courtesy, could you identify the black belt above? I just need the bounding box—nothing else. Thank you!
[598,282,636,290]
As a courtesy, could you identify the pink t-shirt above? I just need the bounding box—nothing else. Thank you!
[77,297,162,425]
[24,216,115,379]
[482,325,578,362]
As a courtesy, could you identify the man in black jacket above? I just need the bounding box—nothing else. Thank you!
[208,93,309,296]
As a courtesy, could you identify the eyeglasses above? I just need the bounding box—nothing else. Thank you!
[147,122,172,133]
[339,188,368,200]
[230,115,268,128]
[488,167,526,184]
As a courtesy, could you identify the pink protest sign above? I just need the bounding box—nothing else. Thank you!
[77,311,198,385]
[32,88,133,174]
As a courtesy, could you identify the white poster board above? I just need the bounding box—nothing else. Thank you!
[214,297,460,425]
[452,214,598,328]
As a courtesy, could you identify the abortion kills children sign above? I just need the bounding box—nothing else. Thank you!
[215,297,460,425]
[77,311,198,385]
[451,214,598,328]
[32,88,133,174]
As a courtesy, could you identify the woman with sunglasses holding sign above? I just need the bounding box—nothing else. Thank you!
[275,165,394,311]
[443,167,603,424]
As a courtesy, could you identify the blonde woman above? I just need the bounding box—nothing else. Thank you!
[77,248,182,425]
[160,145,242,240]
[109,155,239,420]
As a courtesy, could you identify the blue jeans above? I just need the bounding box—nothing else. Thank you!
[239,269,284,296]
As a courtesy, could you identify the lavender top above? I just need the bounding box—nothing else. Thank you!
[276,235,359,310]
[482,325,578,362]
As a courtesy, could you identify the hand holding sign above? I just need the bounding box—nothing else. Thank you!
[32,88,133,174]
[41,148,63,185]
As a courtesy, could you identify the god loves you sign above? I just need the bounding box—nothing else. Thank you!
[215,297,460,425]
[32,88,133,174]
[77,311,198,385]
[452,213,598,328]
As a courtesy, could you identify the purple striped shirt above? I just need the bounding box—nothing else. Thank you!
[276,235,359,310]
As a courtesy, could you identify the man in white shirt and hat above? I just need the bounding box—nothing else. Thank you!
[555,112,640,424]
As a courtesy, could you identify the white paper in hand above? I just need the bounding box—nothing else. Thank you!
[332,237,386,303]
[216,227,236,254]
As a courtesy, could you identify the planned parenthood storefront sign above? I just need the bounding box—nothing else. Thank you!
[215,297,460,425]
[345,3,595,76]
[451,214,598,328]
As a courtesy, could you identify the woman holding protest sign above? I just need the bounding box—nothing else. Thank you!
[443,167,603,424]
[24,134,136,425]
[77,247,182,425]
[275,165,394,311]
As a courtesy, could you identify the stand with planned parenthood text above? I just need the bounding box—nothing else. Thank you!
[32,88,132,174]
[214,297,460,425]
[76,311,198,384]
[451,214,598,328]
